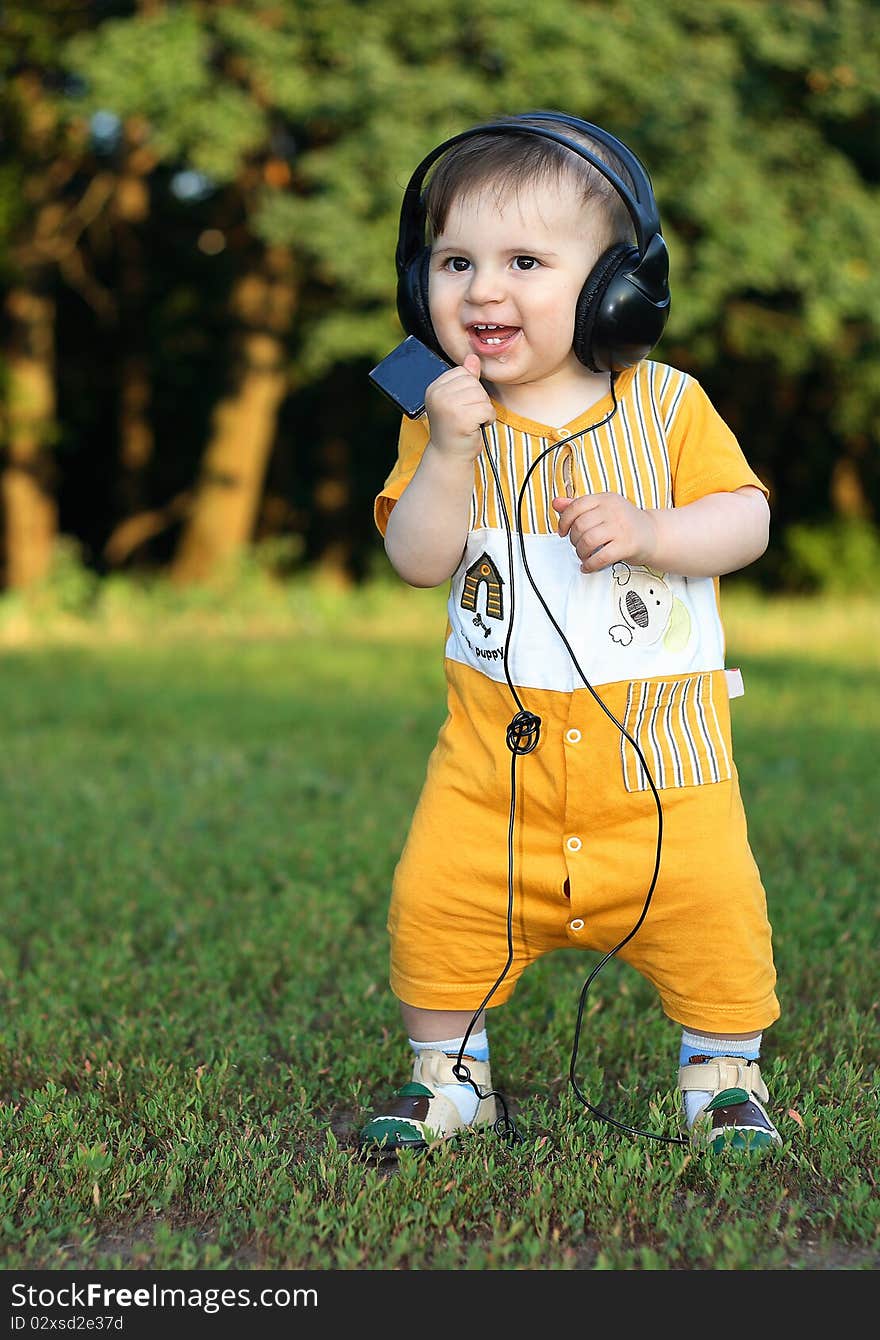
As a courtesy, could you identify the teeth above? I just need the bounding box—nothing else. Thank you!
[471,322,515,347]
[474,324,511,344]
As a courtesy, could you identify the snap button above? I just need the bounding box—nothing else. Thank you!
[570,918,585,931]
[565,728,581,744]
[553,427,568,440]
[566,835,582,853]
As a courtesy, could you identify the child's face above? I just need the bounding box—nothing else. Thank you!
[428,174,604,399]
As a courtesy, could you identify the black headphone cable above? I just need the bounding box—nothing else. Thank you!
[454,378,687,1148]
[446,405,539,1146]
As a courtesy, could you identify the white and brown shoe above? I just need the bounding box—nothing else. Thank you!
[679,1054,782,1153]
[358,1049,497,1153]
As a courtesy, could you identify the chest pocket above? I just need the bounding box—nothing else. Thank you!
[620,673,732,792]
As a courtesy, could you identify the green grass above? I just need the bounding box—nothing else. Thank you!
[0,575,877,1271]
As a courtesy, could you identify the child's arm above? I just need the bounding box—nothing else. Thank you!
[385,355,495,587]
[552,486,770,577]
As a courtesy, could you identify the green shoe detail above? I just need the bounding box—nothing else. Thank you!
[358,1116,434,1148]
[358,1050,497,1153]
[709,1128,775,1154]
[705,1087,749,1111]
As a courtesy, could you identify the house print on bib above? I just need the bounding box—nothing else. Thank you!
[461,552,505,639]
[609,563,691,653]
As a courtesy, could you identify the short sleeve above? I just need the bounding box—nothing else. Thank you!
[373,413,432,536]
[668,376,770,508]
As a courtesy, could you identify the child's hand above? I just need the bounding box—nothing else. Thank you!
[552,492,657,573]
[424,354,496,462]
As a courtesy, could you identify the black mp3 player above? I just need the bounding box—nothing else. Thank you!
[368,335,453,418]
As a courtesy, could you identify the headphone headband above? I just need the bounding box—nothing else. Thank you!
[394,111,670,373]
[397,113,659,271]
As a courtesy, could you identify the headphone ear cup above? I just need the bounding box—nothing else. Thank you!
[397,247,440,353]
[573,244,637,373]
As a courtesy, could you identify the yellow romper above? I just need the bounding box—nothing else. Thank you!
[374,360,780,1034]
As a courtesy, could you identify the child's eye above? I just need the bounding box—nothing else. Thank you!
[513,256,540,271]
[442,256,471,272]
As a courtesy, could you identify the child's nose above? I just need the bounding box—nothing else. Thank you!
[465,265,505,305]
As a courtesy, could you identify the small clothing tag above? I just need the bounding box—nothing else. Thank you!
[725,667,745,699]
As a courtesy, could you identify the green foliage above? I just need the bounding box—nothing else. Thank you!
[51,1,880,396]
[782,518,880,594]
[265,0,880,398]
[3,0,878,587]
[0,163,28,275]
[0,0,96,282]
[46,536,102,609]
[63,8,266,181]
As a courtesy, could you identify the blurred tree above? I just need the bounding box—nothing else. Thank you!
[278,0,879,563]
[0,0,104,588]
[62,2,285,581]
[106,107,159,554]
[3,0,876,590]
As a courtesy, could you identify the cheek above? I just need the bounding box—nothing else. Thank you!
[428,283,458,331]
[532,285,580,333]
[531,309,578,357]
[427,287,467,360]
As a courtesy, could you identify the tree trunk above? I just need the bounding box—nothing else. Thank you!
[311,433,355,583]
[1,283,58,588]
[170,245,296,584]
[103,139,156,565]
[831,450,872,521]
[116,168,153,488]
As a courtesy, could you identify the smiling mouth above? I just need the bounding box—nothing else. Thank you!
[468,323,520,353]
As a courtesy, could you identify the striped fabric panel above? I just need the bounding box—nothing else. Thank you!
[620,673,732,793]
[658,362,689,435]
[471,362,682,534]
[473,421,554,532]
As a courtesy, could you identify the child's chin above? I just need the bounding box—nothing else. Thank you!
[480,359,523,378]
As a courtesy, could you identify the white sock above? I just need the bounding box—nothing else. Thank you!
[408,1031,489,1124]
[679,1030,762,1127]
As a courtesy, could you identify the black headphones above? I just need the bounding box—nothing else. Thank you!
[395,111,670,375]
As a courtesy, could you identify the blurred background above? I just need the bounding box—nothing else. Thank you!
[1,0,878,609]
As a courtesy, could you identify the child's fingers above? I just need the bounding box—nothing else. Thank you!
[428,365,495,424]
[554,494,600,536]
[430,364,486,398]
[459,354,495,423]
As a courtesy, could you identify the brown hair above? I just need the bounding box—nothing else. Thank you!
[425,114,636,252]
